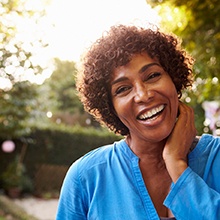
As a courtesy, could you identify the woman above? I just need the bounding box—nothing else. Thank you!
[56,24,220,219]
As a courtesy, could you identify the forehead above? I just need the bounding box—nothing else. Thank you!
[112,53,160,78]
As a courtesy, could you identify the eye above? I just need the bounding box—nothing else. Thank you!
[115,86,131,95]
[144,72,162,82]
[148,72,161,80]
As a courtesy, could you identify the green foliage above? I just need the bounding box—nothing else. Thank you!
[0,0,50,139]
[24,125,122,167]
[0,81,39,139]
[0,125,122,194]
[0,0,47,85]
[43,58,83,114]
[1,156,33,192]
[40,58,99,128]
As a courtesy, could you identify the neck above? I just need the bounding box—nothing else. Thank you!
[125,135,169,175]
[126,135,166,162]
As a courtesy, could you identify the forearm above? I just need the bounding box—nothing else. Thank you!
[164,167,220,219]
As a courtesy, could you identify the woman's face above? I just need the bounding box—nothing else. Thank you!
[110,53,179,143]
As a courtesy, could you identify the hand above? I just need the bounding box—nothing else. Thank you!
[163,102,197,183]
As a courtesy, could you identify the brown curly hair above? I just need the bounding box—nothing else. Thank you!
[76,24,194,136]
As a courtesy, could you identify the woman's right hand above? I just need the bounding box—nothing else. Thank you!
[162,102,197,183]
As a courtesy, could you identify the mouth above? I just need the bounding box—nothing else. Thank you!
[137,105,165,121]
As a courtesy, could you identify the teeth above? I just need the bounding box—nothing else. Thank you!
[139,105,164,120]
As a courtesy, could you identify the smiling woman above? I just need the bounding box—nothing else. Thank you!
[56,23,220,220]
[77,25,193,136]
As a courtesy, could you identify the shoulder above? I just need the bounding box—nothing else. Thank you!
[199,134,220,150]
[188,134,220,185]
[189,134,220,158]
[66,139,126,178]
[81,139,125,163]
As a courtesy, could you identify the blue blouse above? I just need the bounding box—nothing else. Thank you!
[56,134,220,220]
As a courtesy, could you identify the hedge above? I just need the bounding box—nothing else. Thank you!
[0,125,123,193]
[25,125,122,170]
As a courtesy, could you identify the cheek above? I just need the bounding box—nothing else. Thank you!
[113,102,126,119]
[112,99,130,125]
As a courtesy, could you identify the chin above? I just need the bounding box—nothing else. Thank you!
[157,127,174,141]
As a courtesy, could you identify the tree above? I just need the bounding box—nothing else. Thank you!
[147,0,220,134]
[0,0,50,139]
[45,58,83,114]
[42,58,99,127]
[0,81,39,139]
[0,0,49,86]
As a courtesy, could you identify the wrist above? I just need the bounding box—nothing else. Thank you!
[164,158,188,183]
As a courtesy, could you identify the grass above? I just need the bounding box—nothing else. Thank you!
[0,195,38,220]
[0,206,18,220]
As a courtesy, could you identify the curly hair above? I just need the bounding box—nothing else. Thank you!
[76,24,194,136]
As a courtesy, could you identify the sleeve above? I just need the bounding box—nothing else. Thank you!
[164,167,220,220]
[56,160,87,220]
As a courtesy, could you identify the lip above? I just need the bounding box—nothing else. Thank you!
[136,104,166,125]
[137,104,165,118]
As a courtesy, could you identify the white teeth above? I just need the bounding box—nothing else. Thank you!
[139,105,164,120]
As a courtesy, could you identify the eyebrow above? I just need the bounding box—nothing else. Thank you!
[111,76,128,86]
[111,62,161,86]
[138,62,161,74]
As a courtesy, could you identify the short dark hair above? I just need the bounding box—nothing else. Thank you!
[76,24,194,136]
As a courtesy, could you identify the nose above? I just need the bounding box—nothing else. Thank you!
[133,83,154,103]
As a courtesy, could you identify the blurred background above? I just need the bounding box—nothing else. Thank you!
[0,0,219,218]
